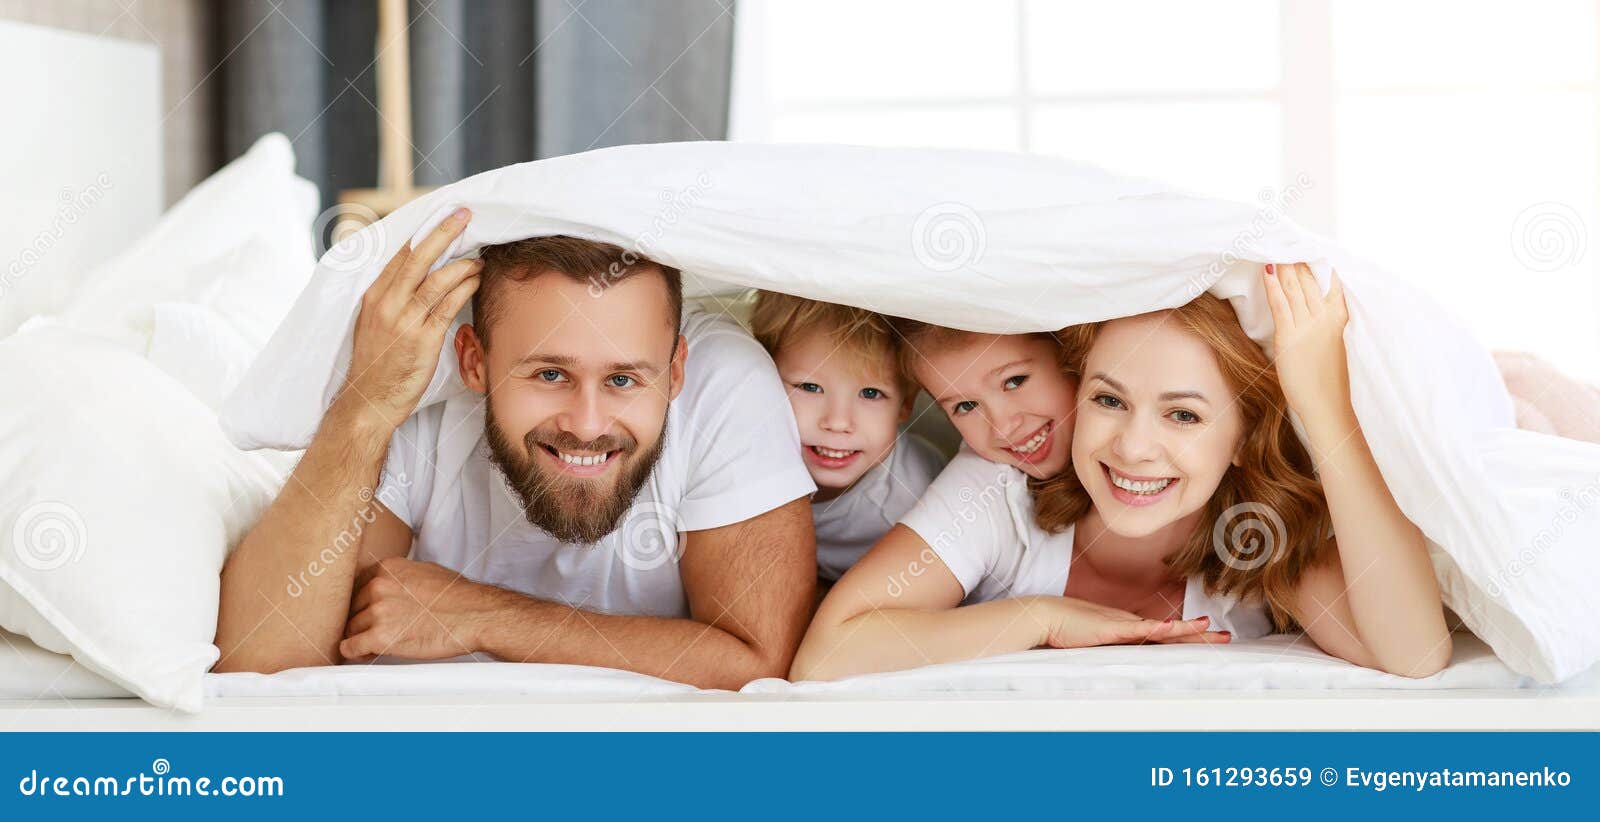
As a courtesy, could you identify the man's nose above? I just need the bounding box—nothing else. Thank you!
[558,383,612,445]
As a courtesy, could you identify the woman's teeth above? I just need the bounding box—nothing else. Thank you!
[1108,470,1174,495]
[1011,423,1050,454]
[811,446,858,459]
[558,450,611,467]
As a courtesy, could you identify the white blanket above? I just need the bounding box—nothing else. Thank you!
[222,141,1600,684]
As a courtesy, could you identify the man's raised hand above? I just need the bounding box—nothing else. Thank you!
[337,207,482,432]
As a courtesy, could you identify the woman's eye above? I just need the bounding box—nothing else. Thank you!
[859,387,884,400]
[537,369,565,383]
[608,374,636,388]
[795,382,822,394]
[952,400,978,416]
[1093,394,1123,410]
[1003,374,1029,390]
[1169,409,1200,424]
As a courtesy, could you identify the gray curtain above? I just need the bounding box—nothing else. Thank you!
[220,0,735,206]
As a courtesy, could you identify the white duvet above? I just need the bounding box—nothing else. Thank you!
[222,141,1600,684]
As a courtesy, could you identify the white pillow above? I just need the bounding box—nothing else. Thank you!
[0,325,293,711]
[58,133,318,353]
[146,302,257,411]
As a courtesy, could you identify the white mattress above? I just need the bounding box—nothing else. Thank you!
[7,629,1594,705]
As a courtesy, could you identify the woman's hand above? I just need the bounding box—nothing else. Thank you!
[1263,262,1350,420]
[1039,596,1229,649]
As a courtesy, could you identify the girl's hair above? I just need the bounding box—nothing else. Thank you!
[885,316,1059,390]
[1028,293,1331,630]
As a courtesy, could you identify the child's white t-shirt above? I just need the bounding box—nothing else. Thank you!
[812,433,948,581]
[897,445,1275,639]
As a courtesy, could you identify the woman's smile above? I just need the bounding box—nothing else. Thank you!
[1102,462,1180,507]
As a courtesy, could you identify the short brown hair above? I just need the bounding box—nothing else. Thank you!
[751,291,912,394]
[471,236,683,347]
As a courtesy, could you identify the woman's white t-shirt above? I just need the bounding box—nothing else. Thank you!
[897,445,1274,639]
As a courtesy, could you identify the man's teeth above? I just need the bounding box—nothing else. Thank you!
[1109,470,1174,495]
[813,446,856,459]
[558,450,611,467]
[1010,424,1050,454]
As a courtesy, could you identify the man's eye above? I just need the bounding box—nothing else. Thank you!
[609,375,636,388]
[860,387,884,400]
[537,369,565,383]
[1004,374,1029,390]
[952,400,977,416]
[796,382,822,394]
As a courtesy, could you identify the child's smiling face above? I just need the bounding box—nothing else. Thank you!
[911,332,1075,480]
[774,333,913,499]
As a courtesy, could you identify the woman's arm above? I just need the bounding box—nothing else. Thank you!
[1265,263,1451,677]
[789,525,1212,681]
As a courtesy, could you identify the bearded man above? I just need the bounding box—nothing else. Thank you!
[216,211,817,689]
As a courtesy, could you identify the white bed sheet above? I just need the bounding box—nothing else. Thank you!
[12,629,1592,706]
[201,632,1588,701]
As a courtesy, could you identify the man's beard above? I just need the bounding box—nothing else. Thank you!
[483,404,667,544]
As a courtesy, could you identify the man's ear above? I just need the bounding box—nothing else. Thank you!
[455,324,488,394]
[666,334,688,401]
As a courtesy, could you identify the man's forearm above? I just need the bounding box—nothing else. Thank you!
[466,585,786,690]
[214,396,395,673]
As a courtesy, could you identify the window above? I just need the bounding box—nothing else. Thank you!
[731,0,1600,378]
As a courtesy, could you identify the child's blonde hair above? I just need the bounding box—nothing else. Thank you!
[750,291,913,395]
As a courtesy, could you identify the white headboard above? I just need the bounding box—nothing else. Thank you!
[0,20,161,333]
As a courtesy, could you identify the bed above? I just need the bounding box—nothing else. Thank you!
[4,627,1598,730]
[3,20,1599,734]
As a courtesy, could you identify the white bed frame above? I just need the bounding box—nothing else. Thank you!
[5,17,1598,735]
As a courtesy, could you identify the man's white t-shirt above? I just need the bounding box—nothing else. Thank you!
[376,308,817,618]
[897,445,1274,639]
[812,433,947,581]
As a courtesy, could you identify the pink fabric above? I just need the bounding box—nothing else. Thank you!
[1493,351,1600,444]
